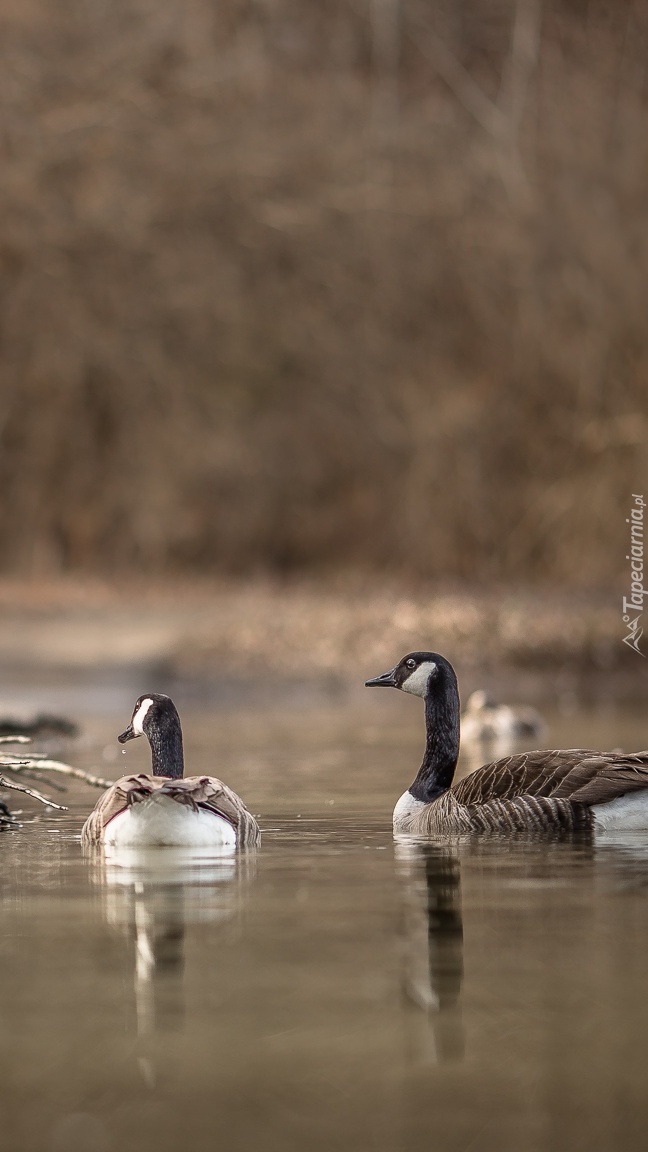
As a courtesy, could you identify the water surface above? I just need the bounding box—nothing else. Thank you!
[2,692,648,1152]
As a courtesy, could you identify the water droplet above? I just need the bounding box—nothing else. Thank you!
[121,748,126,755]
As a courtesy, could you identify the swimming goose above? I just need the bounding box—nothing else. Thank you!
[461,689,547,745]
[81,694,260,848]
[366,652,648,834]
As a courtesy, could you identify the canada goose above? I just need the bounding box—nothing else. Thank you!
[461,689,547,744]
[366,652,648,834]
[81,694,260,848]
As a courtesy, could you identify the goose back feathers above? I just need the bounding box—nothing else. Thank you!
[366,653,648,835]
[82,772,260,847]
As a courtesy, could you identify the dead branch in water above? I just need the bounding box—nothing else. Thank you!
[0,775,68,811]
[0,740,111,815]
[0,752,111,790]
[12,768,68,792]
[7,758,111,790]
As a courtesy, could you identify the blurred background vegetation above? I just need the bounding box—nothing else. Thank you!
[0,0,646,586]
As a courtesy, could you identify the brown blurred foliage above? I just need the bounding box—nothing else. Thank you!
[0,0,646,583]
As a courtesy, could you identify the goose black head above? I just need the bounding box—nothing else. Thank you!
[118,693,184,778]
[365,652,455,699]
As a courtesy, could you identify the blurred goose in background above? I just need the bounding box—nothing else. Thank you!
[82,694,260,848]
[461,689,547,745]
[366,652,648,835]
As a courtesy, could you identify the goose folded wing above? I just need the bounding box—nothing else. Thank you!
[452,749,648,809]
[548,753,648,806]
[82,774,157,842]
[452,749,606,806]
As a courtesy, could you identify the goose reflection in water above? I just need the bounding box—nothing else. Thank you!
[395,840,465,1065]
[87,845,256,1081]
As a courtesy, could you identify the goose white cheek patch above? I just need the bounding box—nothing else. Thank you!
[402,662,437,697]
[131,698,154,735]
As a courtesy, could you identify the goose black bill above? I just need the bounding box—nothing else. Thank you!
[365,667,398,688]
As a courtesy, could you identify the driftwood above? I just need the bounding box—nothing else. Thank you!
[0,775,68,813]
[0,739,112,819]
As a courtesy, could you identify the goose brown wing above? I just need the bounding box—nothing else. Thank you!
[452,749,648,809]
[81,774,158,845]
[548,752,648,805]
[159,776,261,846]
[452,750,582,805]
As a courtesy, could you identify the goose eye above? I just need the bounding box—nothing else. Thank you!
[405,658,416,670]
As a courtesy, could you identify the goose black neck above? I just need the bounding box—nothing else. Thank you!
[148,712,184,779]
[410,666,460,803]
